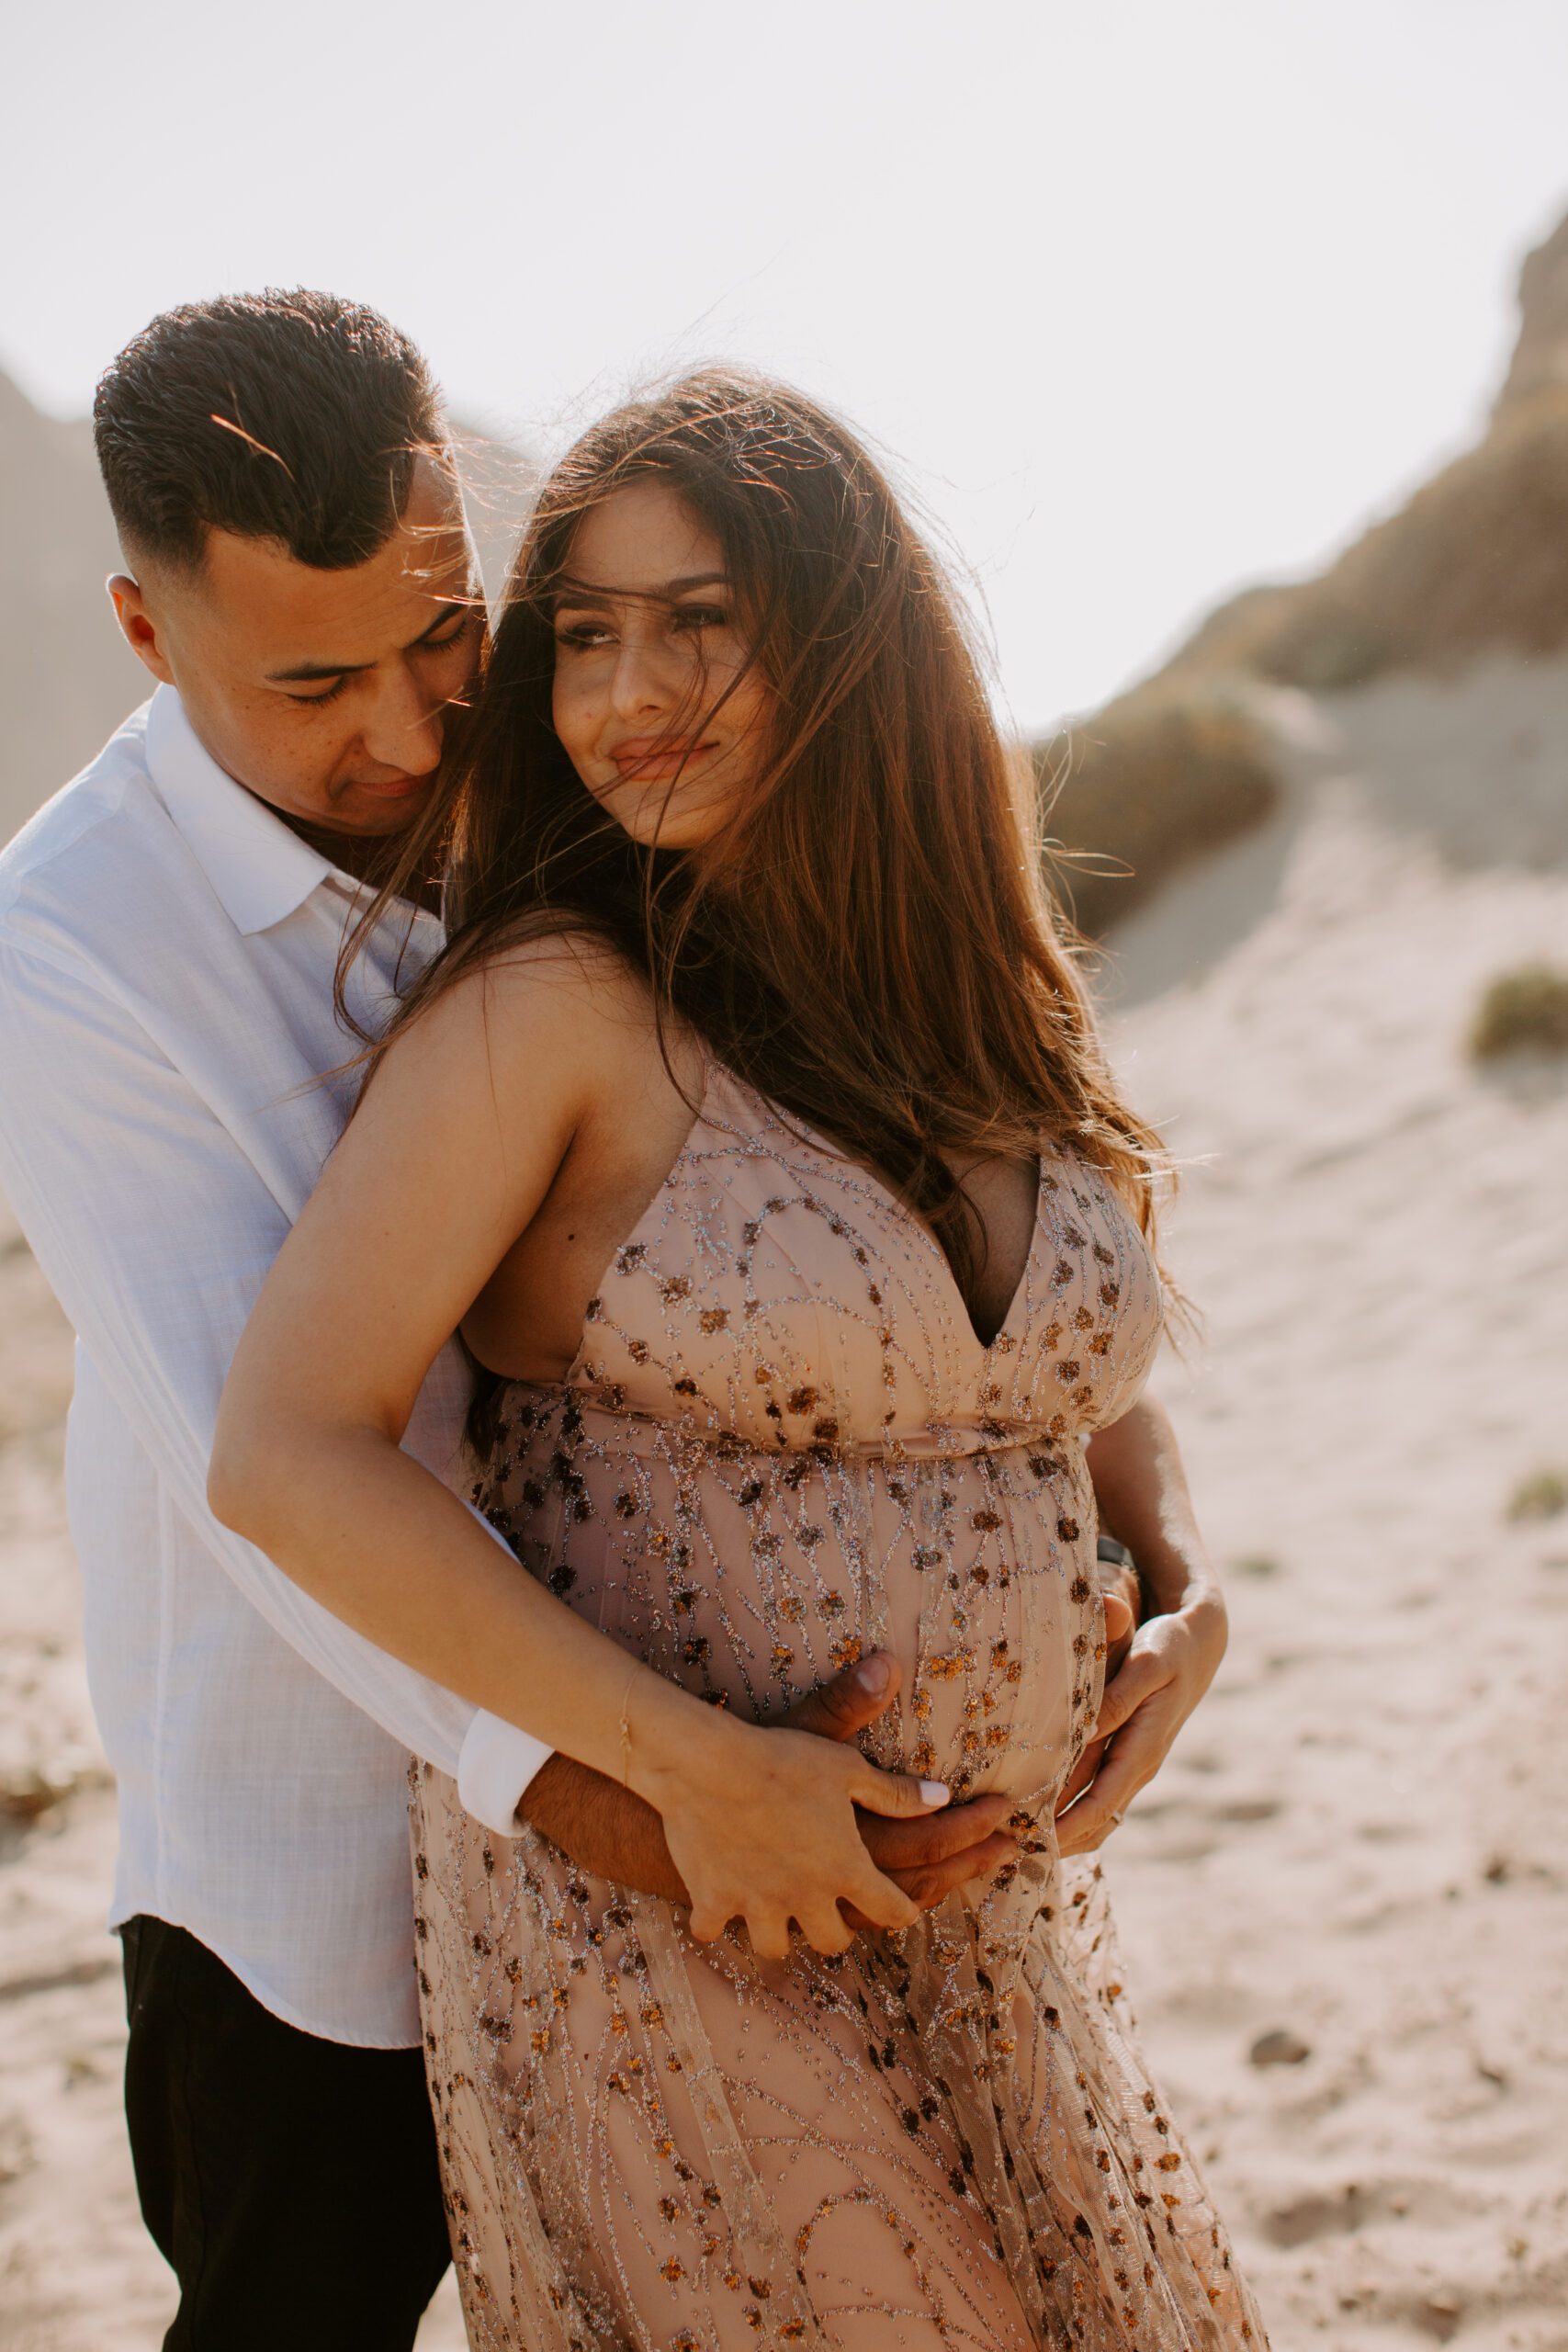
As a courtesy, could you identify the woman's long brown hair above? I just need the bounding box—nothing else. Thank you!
[344,371,1169,1428]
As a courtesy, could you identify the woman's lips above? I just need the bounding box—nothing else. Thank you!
[610,739,719,779]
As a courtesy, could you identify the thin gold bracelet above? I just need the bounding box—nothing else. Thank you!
[619,1665,637,1787]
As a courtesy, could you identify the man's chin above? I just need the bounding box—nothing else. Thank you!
[334,778,439,833]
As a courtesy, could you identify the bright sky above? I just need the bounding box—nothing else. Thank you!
[4,0,1566,731]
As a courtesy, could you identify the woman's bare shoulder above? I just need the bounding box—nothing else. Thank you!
[379,930,659,1089]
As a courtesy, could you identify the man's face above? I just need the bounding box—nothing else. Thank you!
[110,455,481,836]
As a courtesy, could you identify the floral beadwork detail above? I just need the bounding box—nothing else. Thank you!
[414,1065,1266,2350]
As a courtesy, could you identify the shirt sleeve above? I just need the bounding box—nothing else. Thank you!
[0,937,551,1836]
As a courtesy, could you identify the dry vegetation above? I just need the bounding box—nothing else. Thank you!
[1034,688,1280,940]
[1468,960,1568,1060]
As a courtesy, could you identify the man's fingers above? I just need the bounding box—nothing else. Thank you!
[889,1830,1019,1910]
[858,1791,1013,1871]
[1101,1591,1134,1648]
[1096,1557,1142,1629]
[781,1650,902,1744]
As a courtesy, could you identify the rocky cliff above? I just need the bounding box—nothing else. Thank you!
[1043,202,1568,941]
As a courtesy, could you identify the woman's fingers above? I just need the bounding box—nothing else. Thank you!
[1055,1735,1108,1817]
[1057,1667,1187,1853]
[748,1913,797,1962]
[1091,1643,1168,1741]
[660,1726,935,1958]
[794,1905,857,1958]
[839,1868,920,1935]
[850,1766,952,1820]
[1056,1734,1154,1853]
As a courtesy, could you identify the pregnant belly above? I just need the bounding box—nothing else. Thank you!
[502,1425,1100,1812]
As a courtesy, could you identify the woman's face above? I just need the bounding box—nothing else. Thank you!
[550,479,772,848]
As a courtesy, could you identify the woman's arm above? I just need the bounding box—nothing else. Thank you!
[1055,1395,1229,1853]
[209,947,945,1957]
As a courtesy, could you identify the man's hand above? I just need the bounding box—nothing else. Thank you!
[519,1649,1016,1915]
[782,1651,1017,1922]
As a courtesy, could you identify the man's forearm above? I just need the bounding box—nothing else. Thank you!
[520,1755,688,1904]
[519,1669,1021,1918]
[1084,1396,1221,1615]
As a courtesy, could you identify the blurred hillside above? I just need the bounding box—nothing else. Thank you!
[0,372,141,845]
[1045,207,1568,942]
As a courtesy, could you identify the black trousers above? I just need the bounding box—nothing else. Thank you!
[120,1916,451,2350]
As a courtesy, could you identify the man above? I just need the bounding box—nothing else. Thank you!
[0,291,1018,2348]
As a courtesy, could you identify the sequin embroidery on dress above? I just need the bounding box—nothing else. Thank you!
[413,1064,1268,2350]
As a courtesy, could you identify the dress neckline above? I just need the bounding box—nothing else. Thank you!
[564,1061,1046,1382]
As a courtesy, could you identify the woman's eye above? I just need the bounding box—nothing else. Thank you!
[555,621,615,649]
[671,605,727,633]
[288,678,348,707]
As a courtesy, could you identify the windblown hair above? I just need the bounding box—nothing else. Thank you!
[352,371,1168,1428]
[93,288,444,572]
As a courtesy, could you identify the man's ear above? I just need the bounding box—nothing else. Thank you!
[108,572,178,686]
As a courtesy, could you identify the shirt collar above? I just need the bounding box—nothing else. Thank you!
[143,684,341,937]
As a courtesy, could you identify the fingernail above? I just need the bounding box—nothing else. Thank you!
[854,1653,893,1694]
[919,1780,952,1808]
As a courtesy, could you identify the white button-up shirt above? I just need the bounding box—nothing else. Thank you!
[0,686,551,2046]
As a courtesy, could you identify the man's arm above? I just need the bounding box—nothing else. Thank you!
[1055,1394,1228,1852]
[0,940,1016,1904]
[525,1648,1018,1914]
[0,938,545,1828]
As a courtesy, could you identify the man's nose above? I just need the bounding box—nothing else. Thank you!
[359,663,446,775]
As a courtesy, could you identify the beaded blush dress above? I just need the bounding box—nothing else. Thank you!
[413,1065,1266,2351]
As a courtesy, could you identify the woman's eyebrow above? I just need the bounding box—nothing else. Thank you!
[553,571,730,608]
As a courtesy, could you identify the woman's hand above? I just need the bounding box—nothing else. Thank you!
[520,1650,1017,1917]
[633,1691,950,1959]
[1055,1395,1231,1853]
[1055,1590,1227,1853]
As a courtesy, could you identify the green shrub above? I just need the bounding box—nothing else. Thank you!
[1469,964,1568,1060]
[1506,1467,1568,1522]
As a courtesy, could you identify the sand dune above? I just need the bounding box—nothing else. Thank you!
[1102,734,1568,2348]
[1,671,1565,2346]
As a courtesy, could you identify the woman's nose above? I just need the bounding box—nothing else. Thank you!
[608,629,679,721]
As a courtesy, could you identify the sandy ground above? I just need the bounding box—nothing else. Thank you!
[1,663,1564,2347]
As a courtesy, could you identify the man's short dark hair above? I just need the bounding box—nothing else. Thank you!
[94,288,445,574]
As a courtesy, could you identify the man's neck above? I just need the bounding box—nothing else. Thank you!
[264,801,442,915]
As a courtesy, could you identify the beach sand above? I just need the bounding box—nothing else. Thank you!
[1,667,1564,2347]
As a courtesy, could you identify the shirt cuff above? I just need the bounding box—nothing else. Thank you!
[456,1710,554,1838]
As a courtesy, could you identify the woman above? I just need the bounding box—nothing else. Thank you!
[212,374,1262,2348]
